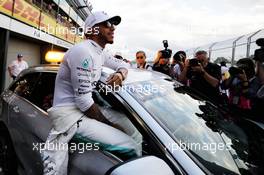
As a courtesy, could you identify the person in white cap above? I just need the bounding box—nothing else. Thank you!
[8,54,28,80]
[42,11,141,175]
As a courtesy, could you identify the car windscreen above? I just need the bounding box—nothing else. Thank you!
[126,80,264,175]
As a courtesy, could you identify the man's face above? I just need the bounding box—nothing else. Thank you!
[18,56,23,61]
[196,53,208,65]
[136,53,146,64]
[97,21,115,44]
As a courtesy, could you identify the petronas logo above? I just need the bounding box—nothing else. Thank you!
[82,58,93,70]
[82,59,89,69]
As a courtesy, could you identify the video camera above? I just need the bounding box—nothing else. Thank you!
[186,58,202,79]
[160,40,172,59]
[189,58,201,67]
[229,67,244,77]
[254,38,264,62]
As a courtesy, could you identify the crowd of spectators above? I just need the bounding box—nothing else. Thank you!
[25,0,76,29]
[129,40,264,122]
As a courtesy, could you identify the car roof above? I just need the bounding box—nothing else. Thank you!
[102,67,170,84]
[19,65,170,85]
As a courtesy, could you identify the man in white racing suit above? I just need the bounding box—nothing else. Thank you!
[42,11,141,175]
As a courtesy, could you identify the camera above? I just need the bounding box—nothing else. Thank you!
[254,38,264,62]
[189,58,201,67]
[186,58,202,79]
[229,67,244,77]
[160,40,172,59]
[163,40,168,49]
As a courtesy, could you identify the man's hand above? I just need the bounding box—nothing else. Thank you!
[191,63,219,87]
[106,68,128,87]
[84,104,112,125]
[84,104,125,132]
[191,63,205,74]
[106,72,123,87]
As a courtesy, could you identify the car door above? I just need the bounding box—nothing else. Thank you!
[6,72,55,175]
[94,82,184,174]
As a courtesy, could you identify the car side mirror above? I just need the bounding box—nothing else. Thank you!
[105,156,175,175]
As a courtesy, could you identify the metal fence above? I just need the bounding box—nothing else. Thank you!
[186,29,264,65]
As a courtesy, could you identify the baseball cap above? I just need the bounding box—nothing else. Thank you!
[84,11,121,30]
[173,51,186,61]
[17,54,23,58]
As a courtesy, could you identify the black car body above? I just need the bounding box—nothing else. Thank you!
[0,65,264,175]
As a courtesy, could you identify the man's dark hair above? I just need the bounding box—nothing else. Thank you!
[220,61,226,67]
[195,50,207,56]
[173,51,186,62]
[136,51,146,57]
[237,58,256,79]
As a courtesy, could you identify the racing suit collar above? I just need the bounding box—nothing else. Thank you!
[88,39,104,52]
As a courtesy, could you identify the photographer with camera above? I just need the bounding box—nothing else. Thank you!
[248,38,264,120]
[171,51,186,80]
[179,50,221,103]
[152,40,172,76]
[222,58,255,110]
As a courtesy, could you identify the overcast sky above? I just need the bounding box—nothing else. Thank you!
[89,0,264,60]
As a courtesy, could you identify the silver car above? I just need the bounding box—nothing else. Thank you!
[0,65,264,175]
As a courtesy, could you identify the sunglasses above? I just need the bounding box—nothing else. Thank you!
[136,56,144,59]
[101,21,115,28]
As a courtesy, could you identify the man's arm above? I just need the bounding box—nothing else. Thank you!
[192,64,220,88]
[202,71,220,87]
[106,68,128,86]
[7,62,14,77]
[68,50,125,131]
[68,50,112,125]
[8,66,12,77]
[83,103,112,125]
[103,53,129,86]
[103,53,130,71]
[84,103,125,132]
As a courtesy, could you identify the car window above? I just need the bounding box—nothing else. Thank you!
[9,72,56,111]
[10,73,41,101]
[29,72,56,111]
[93,89,139,136]
[128,80,264,175]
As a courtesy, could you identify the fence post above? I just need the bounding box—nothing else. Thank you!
[246,29,262,58]
[209,42,217,61]
[231,35,244,66]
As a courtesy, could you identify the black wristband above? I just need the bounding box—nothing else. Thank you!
[116,71,125,80]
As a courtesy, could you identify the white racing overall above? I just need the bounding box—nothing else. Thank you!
[42,39,142,175]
